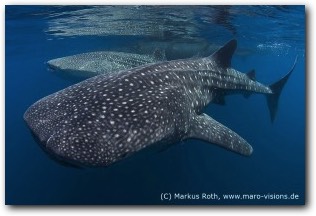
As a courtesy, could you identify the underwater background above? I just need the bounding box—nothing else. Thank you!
[5,5,305,205]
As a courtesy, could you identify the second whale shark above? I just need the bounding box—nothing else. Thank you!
[47,50,166,78]
[24,39,297,167]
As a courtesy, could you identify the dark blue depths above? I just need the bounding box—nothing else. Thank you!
[5,5,305,204]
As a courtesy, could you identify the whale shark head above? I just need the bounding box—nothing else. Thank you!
[23,80,123,167]
[47,55,101,78]
[23,72,170,167]
[47,58,68,71]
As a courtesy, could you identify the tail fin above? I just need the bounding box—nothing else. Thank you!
[267,56,298,122]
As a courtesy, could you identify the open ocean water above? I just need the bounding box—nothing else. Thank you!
[5,5,305,205]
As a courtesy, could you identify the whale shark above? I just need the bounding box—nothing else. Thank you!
[24,39,297,167]
[47,50,165,78]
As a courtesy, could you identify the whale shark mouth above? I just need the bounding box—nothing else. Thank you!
[28,130,84,169]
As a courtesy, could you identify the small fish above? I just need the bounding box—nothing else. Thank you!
[24,39,297,167]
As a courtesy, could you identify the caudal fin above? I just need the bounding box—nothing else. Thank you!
[267,56,298,122]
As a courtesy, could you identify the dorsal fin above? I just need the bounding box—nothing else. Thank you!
[246,69,256,81]
[211,39,237,68]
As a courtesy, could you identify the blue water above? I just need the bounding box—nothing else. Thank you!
[5,5,305,205]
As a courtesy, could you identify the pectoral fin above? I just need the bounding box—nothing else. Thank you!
[189,113,253,156]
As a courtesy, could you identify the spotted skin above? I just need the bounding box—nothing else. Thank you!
[24,39,294,167]
[47,51,165,78]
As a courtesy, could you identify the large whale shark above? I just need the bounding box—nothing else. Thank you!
[24,39,297,167]
[47,51,165,78]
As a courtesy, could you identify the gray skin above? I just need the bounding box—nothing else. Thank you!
[24,40,296,167]
[47,51,165,78]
